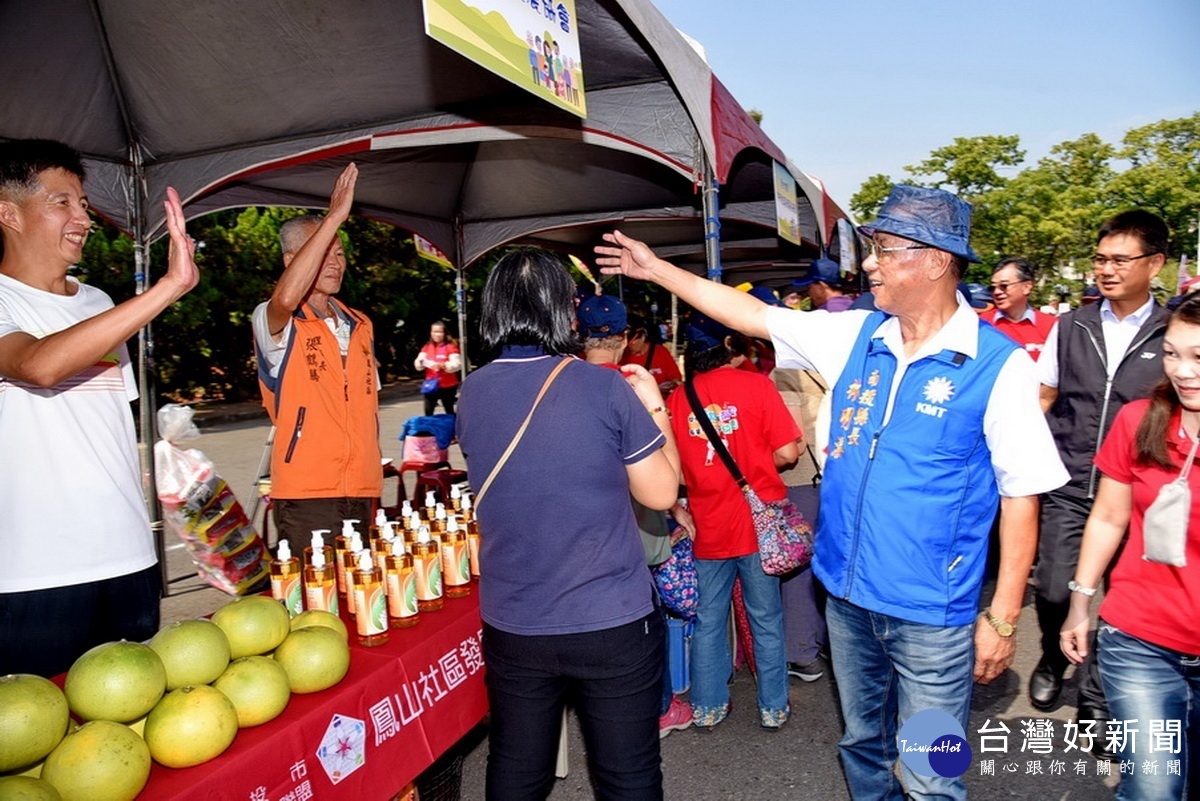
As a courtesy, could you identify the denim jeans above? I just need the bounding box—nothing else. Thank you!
[691,552,788,720]
[482,613,664,801]
[825,597,974,801]
[1098,624,1200,801]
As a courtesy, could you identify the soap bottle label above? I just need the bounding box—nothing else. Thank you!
[386,568,419,624]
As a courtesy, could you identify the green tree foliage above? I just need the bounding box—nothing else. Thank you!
[905,135,1025,197]
[1108,113,1200,253]
[859,116,1199,291]
[850,173,894,224]
[974,134,1116,272]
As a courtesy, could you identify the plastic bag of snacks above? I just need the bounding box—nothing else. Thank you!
[154,404,269,595]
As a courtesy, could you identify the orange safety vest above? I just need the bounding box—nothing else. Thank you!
[256,300,382,499]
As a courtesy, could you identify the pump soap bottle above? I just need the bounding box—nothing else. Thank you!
[270,540,303,617]
[372,519,398,571]
[385,539,419,629]
[303,545,339,615]
[352,551,389,647]
[462,496,481,578]
[441,516,471,598]
[342,532,364,617]
[412,525,444,611]
[334,519,360,595]
[304,529,336,567]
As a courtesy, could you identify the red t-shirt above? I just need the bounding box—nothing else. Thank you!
[420,341,460,388]
[667,367,800,560]
[620,343,681,388]
[1095,400,1200,655]
[988,309,1056,361]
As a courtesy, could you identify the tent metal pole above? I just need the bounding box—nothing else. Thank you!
[455,264,468,376]
[670,293,679,367]
[702,161,722,283]
[127,149,167,595]
[454,213,469,375]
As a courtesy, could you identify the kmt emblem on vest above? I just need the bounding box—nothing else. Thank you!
[916,376,955,419]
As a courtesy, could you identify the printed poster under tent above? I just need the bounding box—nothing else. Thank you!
[772,161,801,245]
[414,234,453,269]
[838,218,859,274]
[423,0,586,118]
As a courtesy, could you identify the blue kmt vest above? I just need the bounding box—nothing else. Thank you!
[814,312,1018,626]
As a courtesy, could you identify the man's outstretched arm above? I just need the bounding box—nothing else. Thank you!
[594,230,771,340]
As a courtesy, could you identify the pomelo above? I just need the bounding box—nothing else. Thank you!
[144,685,238,768]
[212,657,291,727]
[148,619,231,690]
[0,674,70,773]
[40,720,150,801]
[0,776,62,800]
[211,596,291,659]
[273,627,350,694]
[289,609,349,641]
[63,642,165,723]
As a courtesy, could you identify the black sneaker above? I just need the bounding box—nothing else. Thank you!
[787,656,827,682]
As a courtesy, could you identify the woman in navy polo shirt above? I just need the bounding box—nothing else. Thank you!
[457,247,680,801]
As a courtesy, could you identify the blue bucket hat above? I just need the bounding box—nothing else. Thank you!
[577,294,628,338]
[685,311,734,351]
[790,258,841,289]
[859,185,980,263]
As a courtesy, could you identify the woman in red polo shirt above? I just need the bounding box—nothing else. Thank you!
[1061,294,1200,800]
[667,313,800,731]
[414,321,461,416]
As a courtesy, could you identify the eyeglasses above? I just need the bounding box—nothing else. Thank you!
[1091,253,1157,269]
[865,240,933,260]
[989,280,1030,294]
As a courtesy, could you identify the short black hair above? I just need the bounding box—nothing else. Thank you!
[0,139,86,203]
[627,315,662,345]
[994,257,1035,282]
[684,332,749,375]
[1098,209,1169,256]
[479,247,582,356]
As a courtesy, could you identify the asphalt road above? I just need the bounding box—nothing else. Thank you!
[158,384,1120,800]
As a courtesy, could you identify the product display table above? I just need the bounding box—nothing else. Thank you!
[140,593,486,800]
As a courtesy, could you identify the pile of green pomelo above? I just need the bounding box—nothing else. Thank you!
[0,598,351,801]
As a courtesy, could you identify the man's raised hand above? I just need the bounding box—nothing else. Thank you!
[162,186,200,300]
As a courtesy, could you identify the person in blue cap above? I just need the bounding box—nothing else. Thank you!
[596,184,1068,801]
[577,291,697,739]
[791,257,852,312]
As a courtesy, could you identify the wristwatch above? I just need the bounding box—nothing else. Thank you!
[981,608,1016,638]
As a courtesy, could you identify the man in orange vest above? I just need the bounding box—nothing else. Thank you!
[252,163,382,546]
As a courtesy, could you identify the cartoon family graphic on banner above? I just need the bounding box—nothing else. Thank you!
[423,0,586,117]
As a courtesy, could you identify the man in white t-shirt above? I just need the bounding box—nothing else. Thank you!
[0,139,199,677]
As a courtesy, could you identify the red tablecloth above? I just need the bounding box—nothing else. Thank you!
[140,593,486,800]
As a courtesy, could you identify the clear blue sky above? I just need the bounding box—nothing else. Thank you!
[652,0,1200,215]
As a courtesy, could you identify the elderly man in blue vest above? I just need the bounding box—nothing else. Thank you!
[596,185,1068,800]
